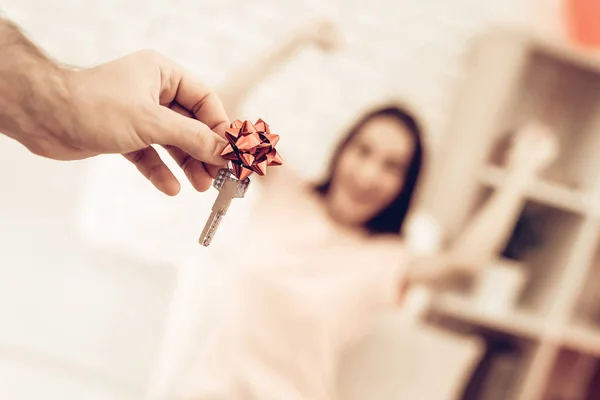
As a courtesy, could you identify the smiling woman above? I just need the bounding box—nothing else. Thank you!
[148,19,560,400]
[315,106,423,234]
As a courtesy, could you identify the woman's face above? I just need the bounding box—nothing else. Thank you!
[326,116,416,227]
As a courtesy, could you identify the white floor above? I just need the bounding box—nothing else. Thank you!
[0,212,176,400]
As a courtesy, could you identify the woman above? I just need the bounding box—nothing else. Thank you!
[149,21,558,400]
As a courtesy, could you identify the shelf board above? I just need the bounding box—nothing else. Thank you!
[433,293,545,339]
[478,165,590,214]
[562,323,600,357]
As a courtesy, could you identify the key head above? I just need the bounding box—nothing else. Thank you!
[213,168,250,198]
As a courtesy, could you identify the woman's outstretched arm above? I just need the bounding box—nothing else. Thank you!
[407,122,559,286]
[217,19,342,118]
[217,20,341,188]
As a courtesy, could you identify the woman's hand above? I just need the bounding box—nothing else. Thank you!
[300,19,344,52]
[506,122,559,175]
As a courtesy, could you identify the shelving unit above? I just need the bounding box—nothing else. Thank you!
[424,27,600,400]
[432,292,545,339]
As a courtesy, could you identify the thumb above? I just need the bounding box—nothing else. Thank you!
[150,106,228,166]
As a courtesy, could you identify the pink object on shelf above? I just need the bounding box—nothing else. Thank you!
[565,0,600,47]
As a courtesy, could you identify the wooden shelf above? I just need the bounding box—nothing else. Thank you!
[433,293,545,339]
[478,165,590,215]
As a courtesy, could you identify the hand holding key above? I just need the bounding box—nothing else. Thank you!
[199,119,283,246]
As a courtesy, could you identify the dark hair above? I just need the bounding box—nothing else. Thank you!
[314,105,424,236]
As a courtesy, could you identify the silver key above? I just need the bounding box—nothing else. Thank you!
[199,168,250,247]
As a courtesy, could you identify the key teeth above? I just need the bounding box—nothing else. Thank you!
[199,209,225,247]
[202,168,249,247]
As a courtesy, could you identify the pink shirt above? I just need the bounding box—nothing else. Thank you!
[178,175,408,400]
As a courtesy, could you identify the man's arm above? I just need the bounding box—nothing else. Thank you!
[0,18,235,196]
[0,18,73,154]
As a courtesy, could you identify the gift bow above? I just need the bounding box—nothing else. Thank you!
[221,119,283,180]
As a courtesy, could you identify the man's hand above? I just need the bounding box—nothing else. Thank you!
[65,51,231,195]
[0,19,229,195]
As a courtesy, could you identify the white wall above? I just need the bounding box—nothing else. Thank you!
[0,0,551,399]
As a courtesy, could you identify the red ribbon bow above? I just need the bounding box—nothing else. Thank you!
[221,119,283,180]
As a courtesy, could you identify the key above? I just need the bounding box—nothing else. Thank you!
[199,168,250,247]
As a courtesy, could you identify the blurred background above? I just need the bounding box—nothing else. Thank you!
[3,0,600,399]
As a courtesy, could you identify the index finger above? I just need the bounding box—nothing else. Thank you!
[157,56,230,137]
